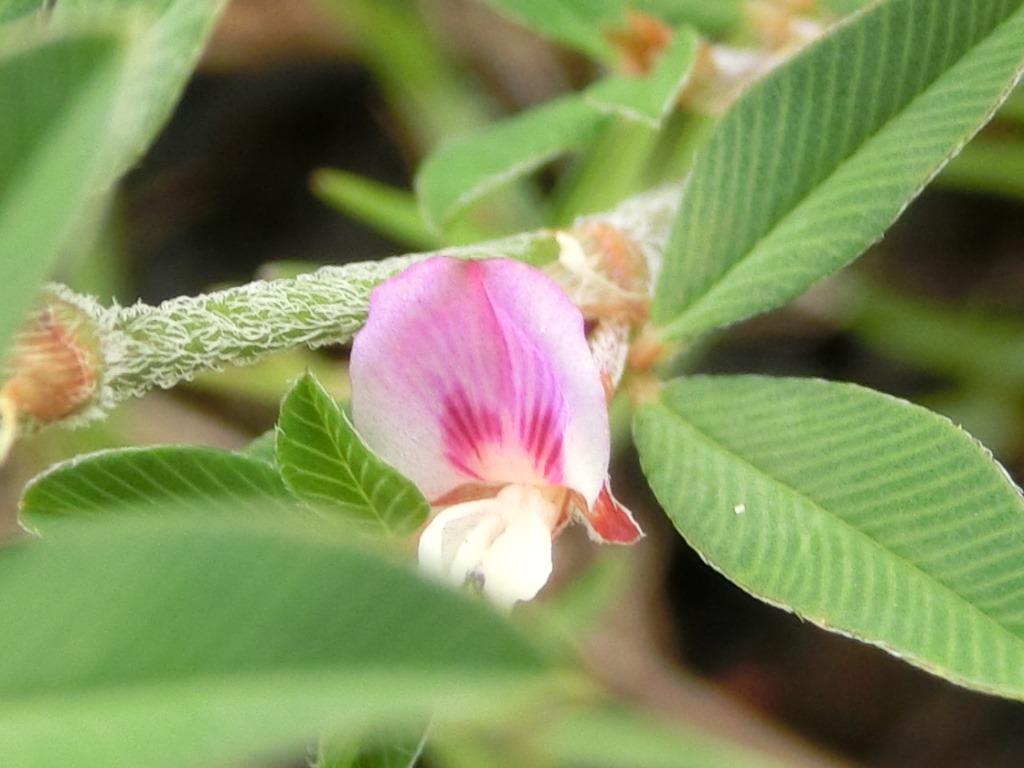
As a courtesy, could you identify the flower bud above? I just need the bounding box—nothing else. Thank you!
[2,295,101,426]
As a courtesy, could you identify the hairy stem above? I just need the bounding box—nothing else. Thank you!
[16,186,680,430]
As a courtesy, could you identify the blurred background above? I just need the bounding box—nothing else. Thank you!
[3,1,1024,766]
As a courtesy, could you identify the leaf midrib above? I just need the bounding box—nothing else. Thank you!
[660,2,1024,336]
[651,400,1024,658]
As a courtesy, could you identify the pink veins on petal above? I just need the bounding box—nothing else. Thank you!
[441,375,565,485]
[438,292,571,485]
[350,256,609,505]
[423,264,573,487]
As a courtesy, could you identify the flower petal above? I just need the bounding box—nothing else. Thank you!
[351,257,609,504]
[417,499,503,587]
[481,500,553,608]
[417,485,557,607]
[580,483,644,544]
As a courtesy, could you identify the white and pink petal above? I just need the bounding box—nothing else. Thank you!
[350,257,609,506]
[417,484,559,607]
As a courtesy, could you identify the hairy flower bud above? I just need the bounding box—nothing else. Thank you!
[2,296,101,426]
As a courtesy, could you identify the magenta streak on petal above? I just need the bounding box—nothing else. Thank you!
[432,264,568,487]
[351,256,607,504]
[440,387,493,479]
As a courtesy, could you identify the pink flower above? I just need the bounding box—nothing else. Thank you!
[351,257,642,606]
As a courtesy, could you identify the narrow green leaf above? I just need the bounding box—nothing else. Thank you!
[417,95,606,230]
[635,375,1024,701]
[314,169,441,250]
[20,446,294,523]
[276,373,429,536]
[55,0,228,185]
[258,259,321,280]
[478,0,624,61]
[324,0,543,234]
[417,26,696,228]
[653,0,1024,339]
[0,514,549,768]
[314,169,495,247]
[586,25,699,126]
[0,30,125,356]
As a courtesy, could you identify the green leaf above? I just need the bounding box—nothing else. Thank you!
[54,0,228,186]
[417,26,696,228]
[0,514,549,768]
[313,169,495,247]
[535,707,790,768]
[586,25,699,126]
[653,0,1024,339]
[314,169,441,250]
[417,95,606,229]
[0,30,125,356]
[634,375,1024,700]
[478,0,624,61]
[276,373,429,536]
[20,446,294,523]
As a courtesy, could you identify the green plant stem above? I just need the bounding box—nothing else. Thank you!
[34,185,679,430]
[651,109,718,183]
[549,118,661,225]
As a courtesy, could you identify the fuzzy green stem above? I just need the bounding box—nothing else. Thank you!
[27,186,679,430]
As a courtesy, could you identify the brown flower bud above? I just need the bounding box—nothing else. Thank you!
[2,296,100,425]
